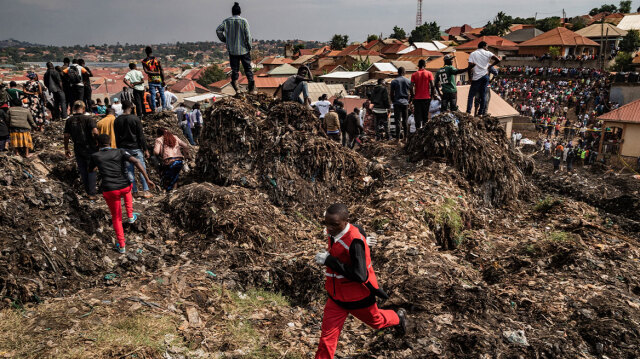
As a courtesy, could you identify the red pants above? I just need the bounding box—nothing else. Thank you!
[315,298,399,359]
[102,184,133,248]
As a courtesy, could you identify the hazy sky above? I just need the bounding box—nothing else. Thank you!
[0,0,615,46]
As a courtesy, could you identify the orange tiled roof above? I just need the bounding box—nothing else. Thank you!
[238,76,287,88]
[519,27,599,47]
[598,99,640,123]
[456,36,519,50]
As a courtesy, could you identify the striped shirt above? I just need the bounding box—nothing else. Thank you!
[216,16,252,56]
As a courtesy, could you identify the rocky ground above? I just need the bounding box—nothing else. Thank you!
[1,96,639,358]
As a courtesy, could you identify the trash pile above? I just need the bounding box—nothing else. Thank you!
[405,112,534,206]
[196,97,380,215]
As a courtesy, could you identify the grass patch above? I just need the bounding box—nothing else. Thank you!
[425,198,466,249]
[0,305,184,359]
[534,196,563,212]
[371,217,390,232]
[522,231,580,257]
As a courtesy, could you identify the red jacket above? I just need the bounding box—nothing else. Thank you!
[324,224,379,303]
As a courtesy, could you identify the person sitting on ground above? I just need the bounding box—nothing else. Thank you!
[153,128,190,191]
[323,106,341,142]
[64,101,99,199]
[314,203,406,358]
[97,108,117,148]
[7,99,37,157]
[278,65,313,105]
[90,134,155,254]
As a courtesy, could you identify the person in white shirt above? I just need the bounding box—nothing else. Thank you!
[164,89,178,110]
[466,41,500,115]
[111,97,123,116]
[312,94,331,119]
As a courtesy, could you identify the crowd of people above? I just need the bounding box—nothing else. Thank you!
[498,65,609,79]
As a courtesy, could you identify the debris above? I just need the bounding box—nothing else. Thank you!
[503,329,529,346]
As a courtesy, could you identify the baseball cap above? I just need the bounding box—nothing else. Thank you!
[444,54,456,61]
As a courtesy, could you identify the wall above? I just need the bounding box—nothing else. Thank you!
[512,116,536,131]
[610,83,640,106]
[622,124,640,157]
[498,117,513,138]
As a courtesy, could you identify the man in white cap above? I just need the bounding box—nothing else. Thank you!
[111,97,123,116]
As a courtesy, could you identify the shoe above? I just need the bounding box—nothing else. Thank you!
[88,195,98,201]
[248,80,256,94]
[231,80,239,94]
[128,213,139,224]
[141,191,153,199]
[116,243,126,254]
[396,308,407,336]
[132,192,140,198]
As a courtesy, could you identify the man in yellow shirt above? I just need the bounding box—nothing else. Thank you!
[97,108,117,148]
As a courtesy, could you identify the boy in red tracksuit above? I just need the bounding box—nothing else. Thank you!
[90,134,155,253]
[314,203,406,359]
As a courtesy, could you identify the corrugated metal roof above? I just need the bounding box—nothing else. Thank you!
[503,28,544,43]
[267,63,299,76]
[397,41,447,54]
[519,27,599,47]
[598,99,640,123]
[617,14,640,30]
[456,85,519,118]
[319,71,368,79]
[370,62,397,72]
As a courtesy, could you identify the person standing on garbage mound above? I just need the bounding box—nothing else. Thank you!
[314,203,407,359]
[90,134,155,254]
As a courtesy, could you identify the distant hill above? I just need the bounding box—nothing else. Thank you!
[0,39,43,48]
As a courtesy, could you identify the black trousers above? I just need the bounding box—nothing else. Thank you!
[393,103,408,139]
[440,92,457,112]
[52,91,67,119]
[133,89,145,118]
[374,112,390,140]
[413,99,431,129]
[71,85,84,105]
[230,53,254,82]
[83,85,92,109]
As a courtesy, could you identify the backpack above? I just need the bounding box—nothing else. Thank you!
[68,66,82,85]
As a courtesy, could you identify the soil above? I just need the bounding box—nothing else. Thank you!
[1,96,639,358]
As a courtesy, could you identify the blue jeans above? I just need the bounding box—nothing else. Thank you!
[162,160,184,191]
[288,81,309,104]
[181,124,196,145]
[124,149,149,193]
[148,83,166,111]
[466,75,489,115]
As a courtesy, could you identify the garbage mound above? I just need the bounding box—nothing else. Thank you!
[196,97,379,214]
[406,112,534,206]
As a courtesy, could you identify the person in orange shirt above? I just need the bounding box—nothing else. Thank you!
[96,108,117,148]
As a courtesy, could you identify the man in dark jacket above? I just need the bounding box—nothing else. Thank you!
[113,100,152,198]
[64,100,99,199]
[77,59,93,110]
[334,100,348,146]
[44,62,67,120]
[344,108,363,149]
[369,79,391,141]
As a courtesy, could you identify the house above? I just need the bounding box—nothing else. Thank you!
[311,64,347,77]
[611,14,640,30]
[291,55,317,68]
[576,23,628,49]
[518,27,599,57]
[336,55,384,72]
[238,77,287,96]
[260,57,293,71]
[398,41,448,55]
[267,63,299,78]
[425,51,471,84]
[378,43,409,59]
[456,85,519,138]
[597,99,640,158]
[503,28,544,44]
[445,24,476,37]
[308,83,347,101]
[319,71,369,91]
[169,79,210,94]
[208,77,240,95]
[455,36,519,56]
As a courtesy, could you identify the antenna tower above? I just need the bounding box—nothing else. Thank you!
[416,0,423,27]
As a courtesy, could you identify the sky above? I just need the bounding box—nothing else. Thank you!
[0,0,618,46]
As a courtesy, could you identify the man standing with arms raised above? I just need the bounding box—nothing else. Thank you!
[217,2,255,94]
[466,41,500,116]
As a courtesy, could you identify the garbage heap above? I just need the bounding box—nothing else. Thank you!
[196,97,380,215]
[406,112,534,206]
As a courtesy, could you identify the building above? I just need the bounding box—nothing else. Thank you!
[455,36,519,57]
[575,23,628,50]
[597,99,640,158]
[307,83,347,101]
[425,51,471,84]
[616,14,640,30]
[456,85,519,138]
[319,71,369,91]
[503,28,544,44]
[238,77,287,96]
[397,41,448,55]
[518,27,599,57]
[267,63,299,78]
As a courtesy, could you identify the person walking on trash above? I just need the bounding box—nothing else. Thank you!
[314,203,407,359]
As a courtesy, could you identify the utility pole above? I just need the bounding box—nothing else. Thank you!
[416,0,423,27]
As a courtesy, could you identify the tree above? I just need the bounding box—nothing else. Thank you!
[330,34,349,50]
[197,65,226,87]
[366,34,379,42]
[619,29,640,52]
[410,21,441,43]
[481,11,514,36]
[390,26,406,40]
[612,51,633,71]
[570,17,588,31]
[352,56,372,71]
[619,0,632,13]
[293,43,305,55]
[536,17,562,32]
